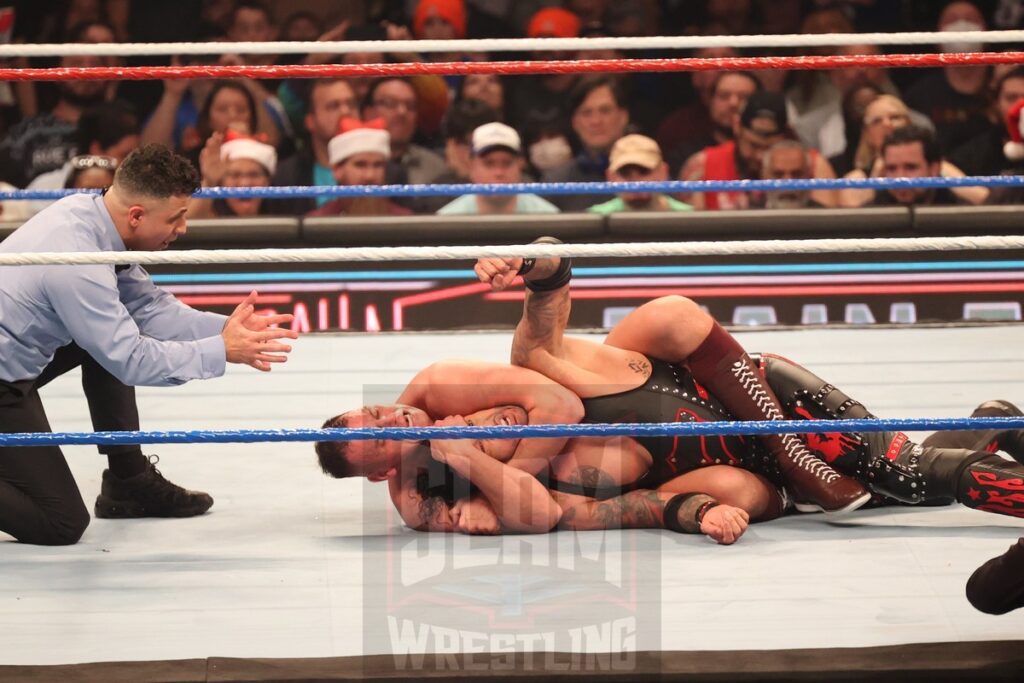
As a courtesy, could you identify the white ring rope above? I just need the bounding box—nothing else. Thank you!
[3,31,1024,58]
[2,236,1022,267]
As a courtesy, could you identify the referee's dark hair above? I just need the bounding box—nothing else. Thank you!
[113,144,201,199]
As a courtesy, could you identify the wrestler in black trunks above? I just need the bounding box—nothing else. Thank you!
[550,356,777,498]
[419,353,1024,521]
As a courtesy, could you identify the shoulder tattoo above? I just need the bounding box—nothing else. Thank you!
[627,358,651,375]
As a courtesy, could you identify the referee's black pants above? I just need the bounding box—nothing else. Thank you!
[0,344,141,545]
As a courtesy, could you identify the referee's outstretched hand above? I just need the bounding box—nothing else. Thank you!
[221,291,299,371]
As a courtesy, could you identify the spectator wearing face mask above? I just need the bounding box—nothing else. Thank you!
[950,66,1024,176]
[505,8,583,145]
[522,115,574,179]
[903,2,994,153]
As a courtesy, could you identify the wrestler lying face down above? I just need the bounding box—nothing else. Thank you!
[316,243,1024,542]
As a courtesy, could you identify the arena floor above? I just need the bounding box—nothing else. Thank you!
[2,326,1024,681]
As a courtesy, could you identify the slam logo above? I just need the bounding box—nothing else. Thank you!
[366,526,661,672]
[355,383,662,672]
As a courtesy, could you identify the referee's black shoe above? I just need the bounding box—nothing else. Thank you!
[95,455,214,518]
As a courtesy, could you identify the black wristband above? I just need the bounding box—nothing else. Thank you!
[525,256,572,292]
[520,236,569,290]
[663,493,699,534]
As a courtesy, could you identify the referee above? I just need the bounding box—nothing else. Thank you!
[0,144,297,545]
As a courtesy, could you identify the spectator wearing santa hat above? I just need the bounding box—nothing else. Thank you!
[983,92,1024,204]
[307,118,413,217]
[950,67,1024,178]
[188,126,279,219]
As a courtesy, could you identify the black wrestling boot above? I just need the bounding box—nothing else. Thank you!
[972,400,1024,463]
[95,455,213,518]
[922,400,1024,462]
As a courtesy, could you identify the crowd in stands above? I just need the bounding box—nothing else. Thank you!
[2,0,1024,220]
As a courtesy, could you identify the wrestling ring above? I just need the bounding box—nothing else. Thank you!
[2,29,1024,683]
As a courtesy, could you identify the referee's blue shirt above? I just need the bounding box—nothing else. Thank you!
[0,193,227,386]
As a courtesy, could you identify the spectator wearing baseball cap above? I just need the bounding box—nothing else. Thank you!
[307,118,412,217]
[437,122,559,215]
[680,91,788,210]
[588,134,693,214]
[681,91,839,210]
[541,77,631,212]
[417,99,500,214]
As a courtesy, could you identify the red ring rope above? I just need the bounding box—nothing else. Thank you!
[2,51,1021,81]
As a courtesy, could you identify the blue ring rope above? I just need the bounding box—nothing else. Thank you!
[3,416,1024,447]
[2,176,1023,201]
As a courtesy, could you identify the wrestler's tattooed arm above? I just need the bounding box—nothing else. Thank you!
[512,279,571,368]
[559,490,668,530]
[558,489,744,543]
[558,468,679,530]
[567,465,621,492]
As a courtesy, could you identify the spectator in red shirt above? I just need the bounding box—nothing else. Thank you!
[679,91,789,210]
[681,92,837,210]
